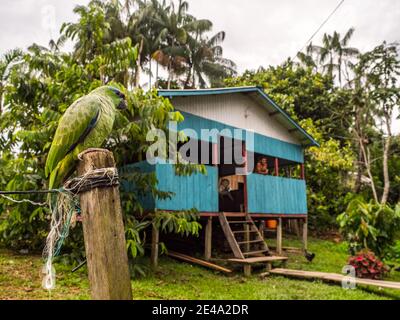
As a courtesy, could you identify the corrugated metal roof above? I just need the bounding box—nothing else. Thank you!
[158,86,319,147]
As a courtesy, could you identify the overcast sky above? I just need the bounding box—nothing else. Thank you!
[1,0,399,130]
[1,0,399,69]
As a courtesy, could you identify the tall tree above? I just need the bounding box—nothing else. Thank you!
[350,42,400,204]
[151,0,191,88]
[310,28,359,86]
[185,30,236,88]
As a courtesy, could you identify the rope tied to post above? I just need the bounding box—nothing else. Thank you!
[63,167,119,194]
[42,166,120,291]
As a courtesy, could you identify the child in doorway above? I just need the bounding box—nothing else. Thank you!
[219,178,234,200]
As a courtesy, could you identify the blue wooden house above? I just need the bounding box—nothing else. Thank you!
[129,86,318,267]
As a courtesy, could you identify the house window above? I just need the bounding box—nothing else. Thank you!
[249,152,303,179]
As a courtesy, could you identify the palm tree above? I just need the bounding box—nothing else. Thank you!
[296,43,318,72]
[127,0,168,87]
[59,0,236,89]
[310,28,359,85]
[335,28,359,85]
[185,30,236,88]
[60,1,112,63]
[0,49,23,115]
[311,32,340,79]
[151,0,194,89]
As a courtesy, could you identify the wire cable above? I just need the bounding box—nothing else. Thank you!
[293,0,345,60]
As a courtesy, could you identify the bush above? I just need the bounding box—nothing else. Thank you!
[337,196,400,257]
[348,251,389,279]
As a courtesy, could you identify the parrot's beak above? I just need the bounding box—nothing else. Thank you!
[117,99,127,110]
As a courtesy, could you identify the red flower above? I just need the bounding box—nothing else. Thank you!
[348,251,387,279]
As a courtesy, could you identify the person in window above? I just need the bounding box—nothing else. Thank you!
[219,178,234,200]
[255,157,269,175]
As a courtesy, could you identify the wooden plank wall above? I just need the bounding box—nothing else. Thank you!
[247,174,307,214]
[156,163,219,212]
[178,111,304,163]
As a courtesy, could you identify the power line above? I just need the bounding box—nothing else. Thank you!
[0,189,59,195]
[293,0,345,60]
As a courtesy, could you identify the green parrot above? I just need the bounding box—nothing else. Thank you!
[45,85,127,189]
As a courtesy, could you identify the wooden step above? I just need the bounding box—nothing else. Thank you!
[237,239,264,245]
[243,249,268,256]
[228,221,252,224]
[218,212,244,259]
[218,212,269,260]
[229,256,288,264]
[168,251,233,273]
[232,230,258,234]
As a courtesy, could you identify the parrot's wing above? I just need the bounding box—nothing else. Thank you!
[45,96,101,177]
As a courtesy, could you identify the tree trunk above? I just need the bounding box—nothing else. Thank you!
[381,114,392,204]
[167,55,173,90]
[0,88,3,116]
[359,138,378,202]
[149,58,152,89]
[184,64,192,88]
[354,106,363,193]
[338,54,342,87]
[134,39,144,87]
[355,147,363,193]
[155,60,159,88]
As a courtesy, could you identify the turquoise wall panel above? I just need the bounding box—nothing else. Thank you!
[119,161,156,210]
[178,111,304,163]
[155,163,218,212]
[247,173,307,214]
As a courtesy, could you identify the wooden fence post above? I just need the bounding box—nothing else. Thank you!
[276,218,282,255]
[77,148,132,300]
[151,224,159,268]
[302,218,308,251]
[204,217,212,261]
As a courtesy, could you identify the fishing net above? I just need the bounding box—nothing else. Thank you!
[41,167,119,291]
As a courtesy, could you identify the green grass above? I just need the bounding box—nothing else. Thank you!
[1,237,399,300]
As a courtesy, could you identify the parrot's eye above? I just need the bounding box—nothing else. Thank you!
[109,87,125,99]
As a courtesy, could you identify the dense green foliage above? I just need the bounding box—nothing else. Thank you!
[56,0,236,89]
[0,1,210,264]
[0,1,399,265]
[337,197,400,257]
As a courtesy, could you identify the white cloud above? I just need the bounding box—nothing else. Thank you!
[1,0,399,68]
[0,0,399,132]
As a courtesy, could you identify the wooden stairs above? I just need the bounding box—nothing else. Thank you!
[218,212,287,276]
[218,212,269,259]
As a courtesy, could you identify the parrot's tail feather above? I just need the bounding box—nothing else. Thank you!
[48,154,76,190]
[48,168,58,190]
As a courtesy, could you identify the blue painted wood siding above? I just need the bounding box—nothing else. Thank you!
[121,162,307,214]
[247,173,307,214]
[177,111,304,163]
[120,161,218,212]
[155,163,218,212]
[119,161,156,210]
